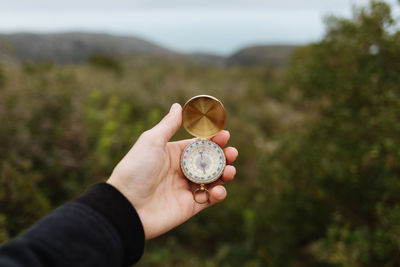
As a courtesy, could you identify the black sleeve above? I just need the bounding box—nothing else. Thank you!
[0,183,145,267]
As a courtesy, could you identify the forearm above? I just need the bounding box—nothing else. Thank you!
[0,183,145,267]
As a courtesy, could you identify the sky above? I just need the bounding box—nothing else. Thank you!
[0,0,398,55]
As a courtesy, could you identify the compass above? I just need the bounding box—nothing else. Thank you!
[180,95,226,204]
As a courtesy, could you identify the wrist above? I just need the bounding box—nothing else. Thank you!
[106,179,151,239]
[76,183,145,265]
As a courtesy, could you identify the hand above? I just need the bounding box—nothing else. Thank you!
[107,103,238,240]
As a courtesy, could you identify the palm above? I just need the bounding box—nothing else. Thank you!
[124,139,208,239]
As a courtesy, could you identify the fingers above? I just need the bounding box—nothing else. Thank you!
[222,165,236,182]
[224,147,238,164]
[144,103,182,145]
[194,185,227,213]
[209,185,227,203]
[220,147,238,182]
[211,130,230,148]
[206,165,236,184]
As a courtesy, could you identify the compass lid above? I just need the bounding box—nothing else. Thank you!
[182,95,226,139]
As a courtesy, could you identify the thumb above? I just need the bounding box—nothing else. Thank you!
[149,103,182,145]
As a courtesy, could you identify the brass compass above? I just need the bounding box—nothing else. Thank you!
[180,95,226,204]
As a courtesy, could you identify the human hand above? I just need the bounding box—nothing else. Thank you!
[107,103,238,240]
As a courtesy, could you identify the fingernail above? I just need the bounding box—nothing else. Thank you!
[232,147,239,158]
[216,186,227,199]
[229,165,236,176]
[170,103,180,113]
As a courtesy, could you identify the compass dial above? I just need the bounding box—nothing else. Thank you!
[181,140,226,184]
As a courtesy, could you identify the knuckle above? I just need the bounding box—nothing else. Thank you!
[139,130,152,140]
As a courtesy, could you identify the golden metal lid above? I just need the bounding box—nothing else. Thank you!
[182,95,226,139]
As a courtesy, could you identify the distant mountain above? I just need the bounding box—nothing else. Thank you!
[0,32,177,63]
[226,45,298,68]
[185,52,225,66]
[0,32,298,67]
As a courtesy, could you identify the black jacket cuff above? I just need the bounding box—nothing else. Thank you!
[75,183,145,266]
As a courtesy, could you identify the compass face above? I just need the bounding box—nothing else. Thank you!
[181,140,226,184]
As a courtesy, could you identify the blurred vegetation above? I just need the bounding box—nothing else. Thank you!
[1,1,400,266]
[87,54,123,75]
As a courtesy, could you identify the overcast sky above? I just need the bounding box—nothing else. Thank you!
[1,0,398,54]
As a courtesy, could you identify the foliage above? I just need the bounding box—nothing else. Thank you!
[0,63,5,88]
[261,1,400,265]
[0,1,399,266]
[87,54,123,75]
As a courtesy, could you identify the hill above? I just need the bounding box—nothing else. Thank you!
[0,32,177,64]
[226,45,298,68]
[0,32,297,67]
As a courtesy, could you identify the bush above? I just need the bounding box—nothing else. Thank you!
[261,1,400,265]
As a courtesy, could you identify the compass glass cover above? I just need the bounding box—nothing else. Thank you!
[181,140,225,184]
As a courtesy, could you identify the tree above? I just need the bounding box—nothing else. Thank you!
[261,1,400,265]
